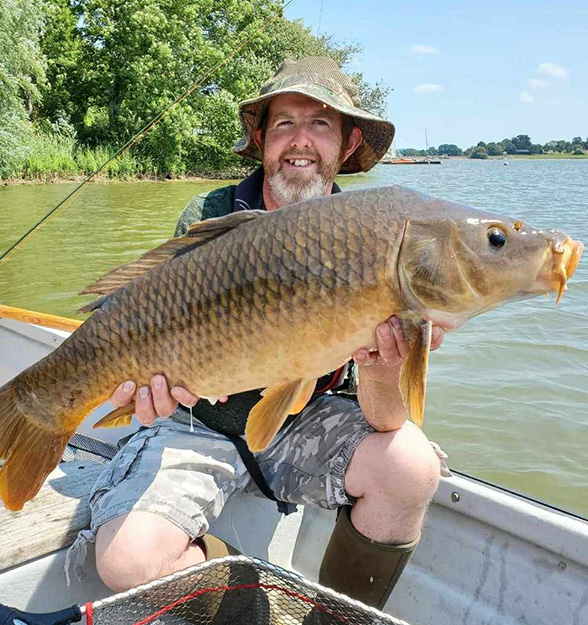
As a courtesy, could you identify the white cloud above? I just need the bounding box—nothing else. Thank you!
[411,45,439,54]
[538,62,569,79]
[527,78,549,88]
[519,91,535,103]
[413,83,444,94]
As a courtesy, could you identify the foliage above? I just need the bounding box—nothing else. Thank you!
[485,142,502,156]
[1,0,392,179]
[0,0,47,176]
[438,143,462,156]
[469,147,488,159]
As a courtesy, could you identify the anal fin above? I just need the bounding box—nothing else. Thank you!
[93,403,135,429]
[245,379,317,452]
[399,320,433,427]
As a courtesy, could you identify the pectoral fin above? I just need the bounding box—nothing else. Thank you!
[399,320,433,427]
[245,379,317,452]
[93,403,135,428]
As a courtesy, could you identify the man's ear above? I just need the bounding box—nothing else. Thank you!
[342,126,363,163]
[253,128,263,151]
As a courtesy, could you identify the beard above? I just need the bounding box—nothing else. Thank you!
[264,150,342,207]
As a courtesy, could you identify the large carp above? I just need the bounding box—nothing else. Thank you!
[0,186,583,510]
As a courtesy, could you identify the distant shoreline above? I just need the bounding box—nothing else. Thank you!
[2,156,587,187]
[436,154,588,161]
[0,171,245,187]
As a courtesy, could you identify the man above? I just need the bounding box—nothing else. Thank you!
[87,57,445,609]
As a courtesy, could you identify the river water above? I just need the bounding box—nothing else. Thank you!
[1,159,587,517]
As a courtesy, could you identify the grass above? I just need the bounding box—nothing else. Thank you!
[1,130,250,184]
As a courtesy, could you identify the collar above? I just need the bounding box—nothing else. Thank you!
[233,167,341,213]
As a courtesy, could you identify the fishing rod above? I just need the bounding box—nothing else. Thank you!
[0,0,297,265]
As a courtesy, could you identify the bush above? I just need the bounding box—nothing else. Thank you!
[470,147,488,159]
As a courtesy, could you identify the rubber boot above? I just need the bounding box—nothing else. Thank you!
[153,534,270,625]
[320,506,419,609]
[199,535,271,625]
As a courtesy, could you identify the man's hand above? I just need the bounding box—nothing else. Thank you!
[110,376,227,426]
[352,317,444,431]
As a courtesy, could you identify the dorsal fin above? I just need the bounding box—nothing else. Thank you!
[79,210,266,299]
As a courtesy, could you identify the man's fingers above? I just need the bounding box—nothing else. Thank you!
[110,380,136,408]
[135,386,158,425]
[353,348,378,367]
[151,375,177,418]
[374,322,401,364]
[170,386,200,407]
[389,317,409,359]
[430,326,445,351]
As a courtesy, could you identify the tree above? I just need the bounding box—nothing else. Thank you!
[502,139,517,154]
[486,142,502,156]
[469,147,488,159]
[38,0,82,124]
[0,0,47,176]
[438,143,462,156]
[34,1,391,175]
[512,134,532,151]
[529,143,543,154]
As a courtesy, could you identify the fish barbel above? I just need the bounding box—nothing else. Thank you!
[0,185,583,510]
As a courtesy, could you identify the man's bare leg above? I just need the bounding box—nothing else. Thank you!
[95,511,206,592]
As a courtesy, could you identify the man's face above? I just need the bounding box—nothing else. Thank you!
[254,93,360,207]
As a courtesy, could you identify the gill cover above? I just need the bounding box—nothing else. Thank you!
[398,220,481,314]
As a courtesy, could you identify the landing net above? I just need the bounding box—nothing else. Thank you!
[87,555,410,625]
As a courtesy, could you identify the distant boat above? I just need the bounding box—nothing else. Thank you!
[382,157,419,165]
[381,157,441,165]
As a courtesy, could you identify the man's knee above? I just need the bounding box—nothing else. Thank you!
[95,511,193,592]
[348,423,441,507]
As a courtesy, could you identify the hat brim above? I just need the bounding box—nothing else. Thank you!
[232,85,395,174]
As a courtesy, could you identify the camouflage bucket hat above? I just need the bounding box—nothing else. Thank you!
[232,57,395,174]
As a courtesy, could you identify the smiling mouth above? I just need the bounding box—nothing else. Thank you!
[284,158,316,168]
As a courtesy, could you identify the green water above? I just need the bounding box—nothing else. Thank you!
[1,159,587,518]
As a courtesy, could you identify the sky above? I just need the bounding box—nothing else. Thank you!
[284,0,587,149]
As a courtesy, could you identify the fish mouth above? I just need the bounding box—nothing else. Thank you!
[537,237,584,303]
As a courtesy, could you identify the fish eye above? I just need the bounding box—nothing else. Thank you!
[487,227,507,248]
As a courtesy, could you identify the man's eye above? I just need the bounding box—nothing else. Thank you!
[276,120,292,127]
[313,120,328,126]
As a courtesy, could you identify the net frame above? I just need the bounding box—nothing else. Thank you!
[85,555,412,625]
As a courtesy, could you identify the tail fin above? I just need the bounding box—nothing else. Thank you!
[0,380,72,511]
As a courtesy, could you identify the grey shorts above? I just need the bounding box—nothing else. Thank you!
[89,395,375,541]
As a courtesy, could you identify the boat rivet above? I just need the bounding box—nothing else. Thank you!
[451,492,460,503]
[558,561,566,570]
[52,336,57,342]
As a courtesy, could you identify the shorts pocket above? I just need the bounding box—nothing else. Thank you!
[89,425,161,508]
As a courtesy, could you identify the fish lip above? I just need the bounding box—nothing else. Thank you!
[535,237,584,303]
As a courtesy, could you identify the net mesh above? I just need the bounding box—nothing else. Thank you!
[89,555,410,625]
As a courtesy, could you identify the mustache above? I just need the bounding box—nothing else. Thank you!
[281,152,320,161]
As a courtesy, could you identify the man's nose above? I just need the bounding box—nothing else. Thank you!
[290,125,312,149]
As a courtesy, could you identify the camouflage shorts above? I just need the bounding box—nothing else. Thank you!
[89,395,374,541]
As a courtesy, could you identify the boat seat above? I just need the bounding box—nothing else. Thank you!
[0,461,104,572]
